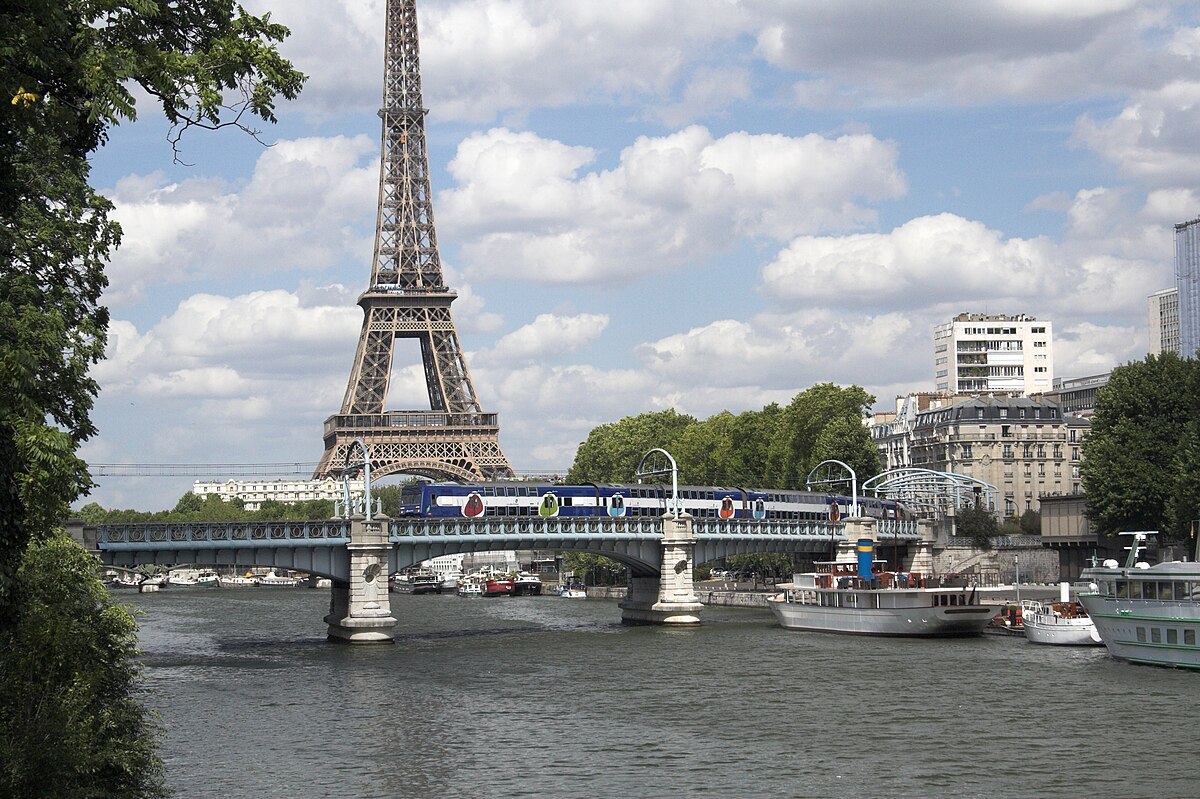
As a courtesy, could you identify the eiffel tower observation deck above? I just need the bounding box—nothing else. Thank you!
[314,0,514,483]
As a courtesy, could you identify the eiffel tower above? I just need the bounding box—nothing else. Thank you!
[314,0,514,483]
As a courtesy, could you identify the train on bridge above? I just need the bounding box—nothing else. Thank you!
[398,482,904,523]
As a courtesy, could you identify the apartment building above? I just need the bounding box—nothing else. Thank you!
[933,313,1054,394]
[875,395,1088,517]
[1176,216,1200,357]
[192,477,364,511]
[1148,287,1181,356]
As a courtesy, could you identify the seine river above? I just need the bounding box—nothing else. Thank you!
[124,588,1198,799]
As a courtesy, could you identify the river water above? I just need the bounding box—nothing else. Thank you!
[124,588,1198,799]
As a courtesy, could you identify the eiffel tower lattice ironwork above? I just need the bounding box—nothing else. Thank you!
[314,0,513,483]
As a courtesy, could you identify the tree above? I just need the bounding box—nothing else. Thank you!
[2,4,304,794]
[2,0,305,616]
[566,409,696,483]
[1018,509,1041,536]
[810,415,881,489]
[562,552,627,585]
[0,532,167,797]
[1081,354,1196,539]
[764,383,875,489]
[955,503,999,550]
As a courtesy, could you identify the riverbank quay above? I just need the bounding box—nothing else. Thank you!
[585,582,1065,609]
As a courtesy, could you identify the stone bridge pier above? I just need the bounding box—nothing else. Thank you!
[326,514,397,643]
[619,513,703,625]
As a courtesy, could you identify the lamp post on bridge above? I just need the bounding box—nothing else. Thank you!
[806,459,859,517]
[620,448,702,625]
[636,448,681,518]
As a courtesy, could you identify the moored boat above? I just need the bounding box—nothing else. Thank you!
[109,573,143,590]
[556,582,587,598]
[196,571,220,587]
[512,572,543,596]
[767,538,992,637]
[1078,532,1200,668]
[482,577,514,597]
[257,570,303,587]
[1022,583,1102,646]
[457,576,484,597]
[219,574,259,588]
[391,570,442,594]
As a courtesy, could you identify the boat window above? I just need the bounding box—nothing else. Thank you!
[1174,582,1188,600]
[1167,629,1179,645]
[1186,630,1196,646]
[1129,582,1142,600]
[1136,627,1147,643]
[1151,628,1162,644]
[1115,581,1128,598]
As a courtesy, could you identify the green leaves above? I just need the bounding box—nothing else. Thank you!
[565,384,879,490]
[0,532,168,798]
[1081,353,1200,541]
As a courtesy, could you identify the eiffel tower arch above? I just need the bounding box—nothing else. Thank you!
[314,0,514,483]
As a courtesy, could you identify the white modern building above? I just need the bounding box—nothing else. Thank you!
[933,313,1054,395]
[1148,287,1181,356]
[1174,216,1200,357]
[192,478,364,511]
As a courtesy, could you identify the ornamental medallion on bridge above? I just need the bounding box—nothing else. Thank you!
[314,0,514,483]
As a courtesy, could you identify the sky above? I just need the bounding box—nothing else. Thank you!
[81,0,1200,511]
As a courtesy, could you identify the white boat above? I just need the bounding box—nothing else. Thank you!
[257,570,303,587]
[456,576,483,597]
[767,550,993,637]
[391,569,441,594]
[108,573,143,589]
[196,571,220,587]
[1078,532,1200,669]
[219,574,259,588]
[1022,583,1102,646]
[556,582,587,598]
[166,572,199,588]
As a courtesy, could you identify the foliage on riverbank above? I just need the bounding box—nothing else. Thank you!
[1082,352,1200,541]
[566,383,880,489]
[0,532,168,797]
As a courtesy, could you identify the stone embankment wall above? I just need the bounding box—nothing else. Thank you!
[934,546,1061,584]
[584,585,772,609]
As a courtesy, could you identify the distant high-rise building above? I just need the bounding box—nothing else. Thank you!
[933,313,1054,395]
[1175,216,1200,357]
[1148,287,1180,356]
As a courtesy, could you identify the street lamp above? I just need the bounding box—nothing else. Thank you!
[636,448,681,518]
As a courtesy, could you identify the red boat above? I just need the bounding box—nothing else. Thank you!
[482,577,514,597]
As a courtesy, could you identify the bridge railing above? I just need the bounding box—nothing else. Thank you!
[388,517,666,538]
[98,520,351,546]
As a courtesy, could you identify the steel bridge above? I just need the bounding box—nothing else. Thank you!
[96,515,924,642]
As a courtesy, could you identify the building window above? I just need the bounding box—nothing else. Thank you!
[961,444,973,459]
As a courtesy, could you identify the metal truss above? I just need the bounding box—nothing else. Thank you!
[861,468,999,516]
[316,0,513,482]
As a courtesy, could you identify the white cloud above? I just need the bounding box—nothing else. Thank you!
[441,125,905,285]
[488,313,609,362]
[757,1,1187,106]
[104,135,378,307]
[1074,80,1200,185]
[761,214,1056,312]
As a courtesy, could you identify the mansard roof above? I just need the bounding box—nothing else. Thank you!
[912,394,1076,430]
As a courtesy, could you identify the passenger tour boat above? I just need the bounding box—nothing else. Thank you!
[1078,532,1200,669]
[767,538,993,637]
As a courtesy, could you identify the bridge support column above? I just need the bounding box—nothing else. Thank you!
[909,519,936,575]
[325,514,396,643]
[834,516,877,563]
[619,513,703,625]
